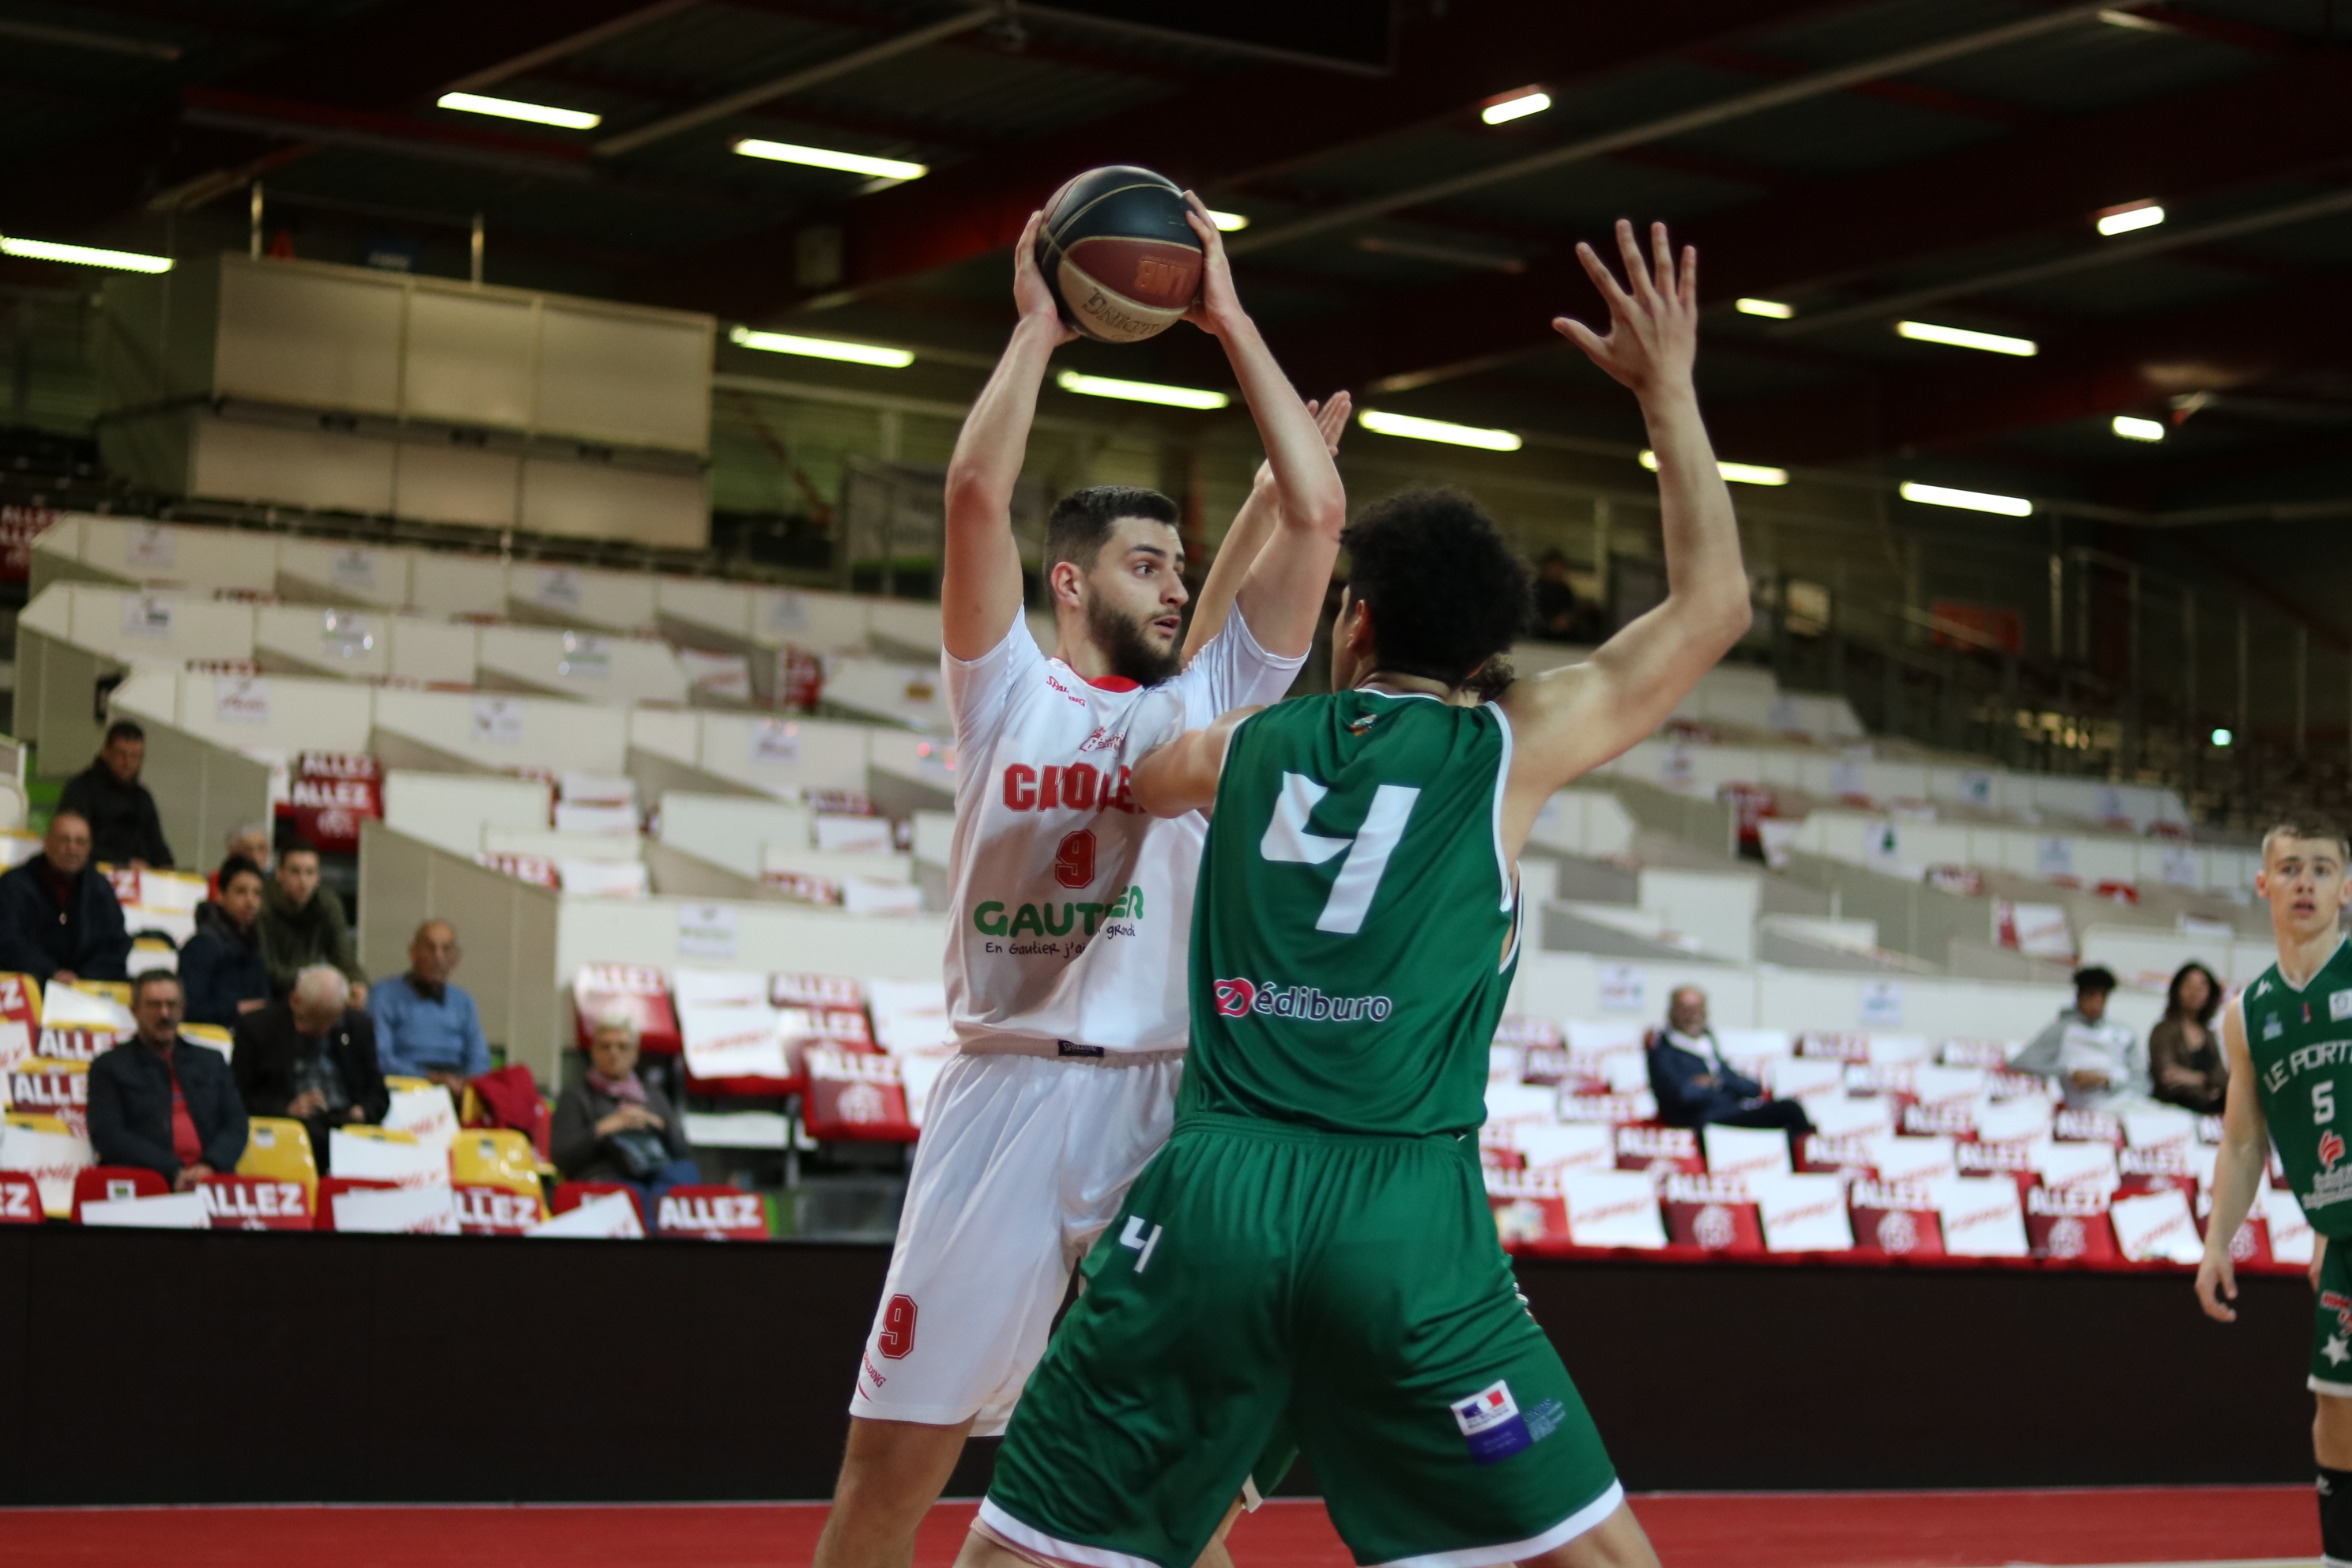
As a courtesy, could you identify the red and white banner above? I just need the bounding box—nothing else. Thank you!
[572,964,682,1054]
[198,1174,312,1231]
[657,1184,768,1240]
[803,1048,917,1141]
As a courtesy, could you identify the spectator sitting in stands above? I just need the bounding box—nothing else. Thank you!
[369,920,491,1088]
[0,810,131,984]
[1648,985,1812,1132]
[552,1015,699,1212]
[208,823,272,900]
[58,719,174,869]
[179,856,271,1027]
[257,846,366,1004]
[86,971,247,1190]
[2147,959,2227,1115]
[2013,964,2151,1113]
[232,964,388,1172]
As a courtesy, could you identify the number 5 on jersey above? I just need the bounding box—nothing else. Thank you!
[1259,771,1419,936]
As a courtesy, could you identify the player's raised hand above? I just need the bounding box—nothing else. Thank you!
[2195,1250,2239,1323]
[1250,391,1352,492]
[1012,209,1077,346]
[1552,219,1698,402]
[1181,190,1246,337]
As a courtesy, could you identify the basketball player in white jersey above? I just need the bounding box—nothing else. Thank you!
[812,193,1348,1568]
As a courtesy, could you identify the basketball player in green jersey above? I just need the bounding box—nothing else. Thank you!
[2199,815,2352,1568]
[952,218,1751,1568]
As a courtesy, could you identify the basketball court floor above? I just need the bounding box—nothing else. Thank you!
[0,1486,2310,1566]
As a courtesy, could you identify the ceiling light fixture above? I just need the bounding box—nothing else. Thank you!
[729,325,913,368]
[436,91,601,130]
[1736,297,1794,319]
[2098,7,2169,29]
[1895,319,2037,356]
[1481,89,1551,126]
[1640,450,1788,485]
[2112,414,2165,442]
[0,235,172,273]
[1055,370,1228,409]
[2211,727,2233,747]
[734,138,927,182]
[1206,210,1249,232]
[1357,409,1521,451]
[1898,481,2032,517]
[2096,201,2165,236]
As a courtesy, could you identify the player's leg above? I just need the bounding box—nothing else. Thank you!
[819,1054,1096,1568]
[815,1416,974,1568]
[2311,1239,2352,1566]
[1292,1134,1626,1568]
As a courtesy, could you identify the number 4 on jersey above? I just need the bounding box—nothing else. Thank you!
[1259,771,1419,935]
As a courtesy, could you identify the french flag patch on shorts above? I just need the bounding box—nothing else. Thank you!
[1451,1380,1532,1464]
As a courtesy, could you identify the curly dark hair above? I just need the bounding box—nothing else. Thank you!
[2164,960,2223,1026]
[1341,488,1532,688]
[1045,484,1179,572]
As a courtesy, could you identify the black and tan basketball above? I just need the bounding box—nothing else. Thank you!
[1034,165,1204,344]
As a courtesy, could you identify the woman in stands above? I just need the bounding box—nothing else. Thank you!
[551,1015,700,1213]
[2149,960,2227,1114]
[178,857,270,1027]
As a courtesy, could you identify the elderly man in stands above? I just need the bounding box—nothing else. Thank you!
[257,846,366,1004]
[87,971,247,1190]
[209,824,272,899]
[369,920,491,1088]
[1648,985,1812,1132]
[232,963,387,1172]
[2013,964,2151,1113]
[60,719,174,869]
[0,810,131,984]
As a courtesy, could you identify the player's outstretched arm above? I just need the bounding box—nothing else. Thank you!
[1182,194,1348,660]
[1131,707,1263,818]
[943,209,1075,661]
[2197,995,2269,1322]
[1183,392,1350,665]
[1498,220,1751,847]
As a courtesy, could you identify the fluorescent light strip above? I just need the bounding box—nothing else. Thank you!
[2112,414,2165,442]
[1895,319,2037,356]
[734,138,925,181]
[1481,90,1551,126]
[729,325,912,368]
[436,91,601,130]
[1899,481,2031,517]
[1207,210,1249,232]
[1736,297,1793,319]
[1357,409,1521,451]
[2097,203,2164,236]
[0,235,172,273]
[1055,370,1227,410]
[1639,450,1788,486]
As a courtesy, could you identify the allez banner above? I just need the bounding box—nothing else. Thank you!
[198,1175,312,1231]
[657,1184,768,1241]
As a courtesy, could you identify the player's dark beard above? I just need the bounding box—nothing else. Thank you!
[1086,596,1182,686]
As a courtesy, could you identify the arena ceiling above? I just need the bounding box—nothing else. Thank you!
[4,0,2350,520]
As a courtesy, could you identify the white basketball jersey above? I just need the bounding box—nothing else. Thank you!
[941,614,1302,1056]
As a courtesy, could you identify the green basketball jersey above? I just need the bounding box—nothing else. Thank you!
[1180,688,1521,1138]
[2245,937,2352,1238]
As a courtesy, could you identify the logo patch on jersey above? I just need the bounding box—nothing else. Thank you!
[1212,978,1257,1018]
[2256,978,2275,997]
[2265,1014,2286,1042]
[1057,1041,1106,1058]
[2331,990,2352,1022]
[2325,1290,2352,1336]
[1347,711,1383,735]
[1451,1380,1533,1464]
[2323,1130,2346,1172]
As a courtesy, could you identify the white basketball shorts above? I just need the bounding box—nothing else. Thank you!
[849,1046,1182,1436]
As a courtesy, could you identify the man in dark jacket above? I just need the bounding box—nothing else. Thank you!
[232,963,387,1174]
[58,720,174,869]
[0,811,131,983]
[1647,985,1811,1132]
[87,971,247,1189]
[257,847,366,1002]
[179,857,271,1026]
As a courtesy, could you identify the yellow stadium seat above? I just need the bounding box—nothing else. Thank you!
[182,1022,233,1054]
[3,1111,70,1134]
[450,1128,547,1219]
[238,1118,319,1206]
[77,981,132,1008]
[384,1075,436,1094]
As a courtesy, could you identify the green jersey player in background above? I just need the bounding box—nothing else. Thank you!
[952,217,1751,1568]
[2199,814,2352,1568]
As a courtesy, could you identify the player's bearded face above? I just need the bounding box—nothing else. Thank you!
[1078,520,1186,685]
[1086,590,1182,685]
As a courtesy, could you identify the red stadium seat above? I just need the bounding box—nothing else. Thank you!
[2026,1185,2118,1264]
[71,1166,166,1222]
[0,1170,42,1223]
[1660,1174,1764,1254]
[1849,1180,1945,1259]
[802,1048,917,1142]
[312,1176,398,1231]
[572,965,682,1055]
[553,1181,649,1231]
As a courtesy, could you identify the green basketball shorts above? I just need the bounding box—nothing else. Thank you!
[981,1112,1623,1568]
[2312,1235,2352,1396]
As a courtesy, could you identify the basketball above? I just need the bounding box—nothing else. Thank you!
[1034,165,1204,344]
